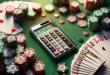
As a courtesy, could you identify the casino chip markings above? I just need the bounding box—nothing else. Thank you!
[67,15,77,23]
[78,20,87,28]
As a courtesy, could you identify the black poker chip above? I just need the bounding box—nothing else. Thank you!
[78,37,83,42]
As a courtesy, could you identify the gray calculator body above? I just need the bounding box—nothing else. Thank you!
[30,19,76,59]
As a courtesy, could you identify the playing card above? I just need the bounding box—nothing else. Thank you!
[0,1,23,34]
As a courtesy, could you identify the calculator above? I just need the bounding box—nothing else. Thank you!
[30,19,76,59]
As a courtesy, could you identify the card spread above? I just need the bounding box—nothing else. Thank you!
[71,30,110,75]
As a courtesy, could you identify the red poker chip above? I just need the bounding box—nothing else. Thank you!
[78,20,87,28]
[33,3,42,12]
[17,34,26,45]
[14,54,27,65]
[33,61,45,74]
[5,5,15,15]
[67,15,77,23]
[76,12,86,19]
[24,48,35,57]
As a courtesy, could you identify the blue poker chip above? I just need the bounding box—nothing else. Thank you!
[4,57,14,66]
[3,48,15,57]
[6,63,20,75]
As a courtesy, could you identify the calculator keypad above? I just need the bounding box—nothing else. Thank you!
[39,28,74,58]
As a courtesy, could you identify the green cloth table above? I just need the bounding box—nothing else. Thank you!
[0,0,110,75]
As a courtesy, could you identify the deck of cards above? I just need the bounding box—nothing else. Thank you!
[71,30,110,75]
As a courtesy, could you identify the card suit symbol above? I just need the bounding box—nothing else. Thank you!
[12,29,16,33]
[0,10,2,13]
[0,20,4,23]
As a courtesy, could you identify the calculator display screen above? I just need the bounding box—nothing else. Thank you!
[34,25,53,36]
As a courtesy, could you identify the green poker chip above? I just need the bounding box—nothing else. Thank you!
[0,32,6,41]
[45,4,54,12]
[100,7,110,16]
[27,9,36,19]
[15,44,24,54]
[93,10,103,17]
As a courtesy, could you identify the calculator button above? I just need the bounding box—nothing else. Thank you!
[63,46,69,50]
[45,42,51,46]
[49,32,54,34]
[65,41,73,47]
[62,37,67,41]
[53,50,59,55]
[48,37,53,41]
[40,36,44,39]
[60,35,65,39]
[44,34,49,37]
[54,29,58,32]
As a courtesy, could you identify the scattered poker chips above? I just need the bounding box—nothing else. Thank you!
[27,9,37,19]
[83,31,89,36]
[4,57,14,66]
[101,17,110,30]
[70,1,80,13]
[41,13,46,17]
[33,61,45,74]
[17,34,26,46]
[15,44,24,54]
[14,54,27,71]
[24,48,36,63]
[78,20,87,28]
[59,7,69,15]
[6,35,18,48]
[57,63,68,74]
[59,20,65,24]
[88,16,99,31]
[13,8,24,24]
[45,4,54,13]
[78,37,83,42]
[67,15,77,23]
[18,3,28,13]
[54,13,59,18]
[6,63,20,75]
[5,5,15,15]
[33,3,42,13]
[84,0,95,10]
[76,12,86,19]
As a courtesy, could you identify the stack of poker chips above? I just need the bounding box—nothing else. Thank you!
[70,1,80,13]
[100,7,110,17]
[0,33,45,75]
[84,0,95,10]
[87,16,99,31]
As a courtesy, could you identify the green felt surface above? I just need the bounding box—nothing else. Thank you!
[0,0,110,75]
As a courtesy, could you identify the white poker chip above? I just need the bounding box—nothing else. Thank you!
[54,13,59,18]
[57,63,68,73]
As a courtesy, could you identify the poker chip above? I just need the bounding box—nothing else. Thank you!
[76,12,86,19]
[83,31,89,36]
[67,15,76,23]
[24,48,36,63]
[70,1,80,13]
[6,35,18,48]
[14,54,27,71]
[84,0,95,10]
[78,20,87,28]
[33,3,42,13]
[100,7,110,17]
[27,9,37,19]
[15,44,24,54]
[0,31,6,41]
[41,13,46,17]
[59,20,65,24]
[45,4,54,13]
[6,63,20,75]
[17,34,26,46]
[59,7,69,15]
[4,57,14,66]
[54,13,59,18]
[23,69,35,75]
[78,37,83,42]
[3,48,15,58]
[18,3,28,13]
[33,61,45,74]
[57,63,68,73]
[5,5,15,15]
